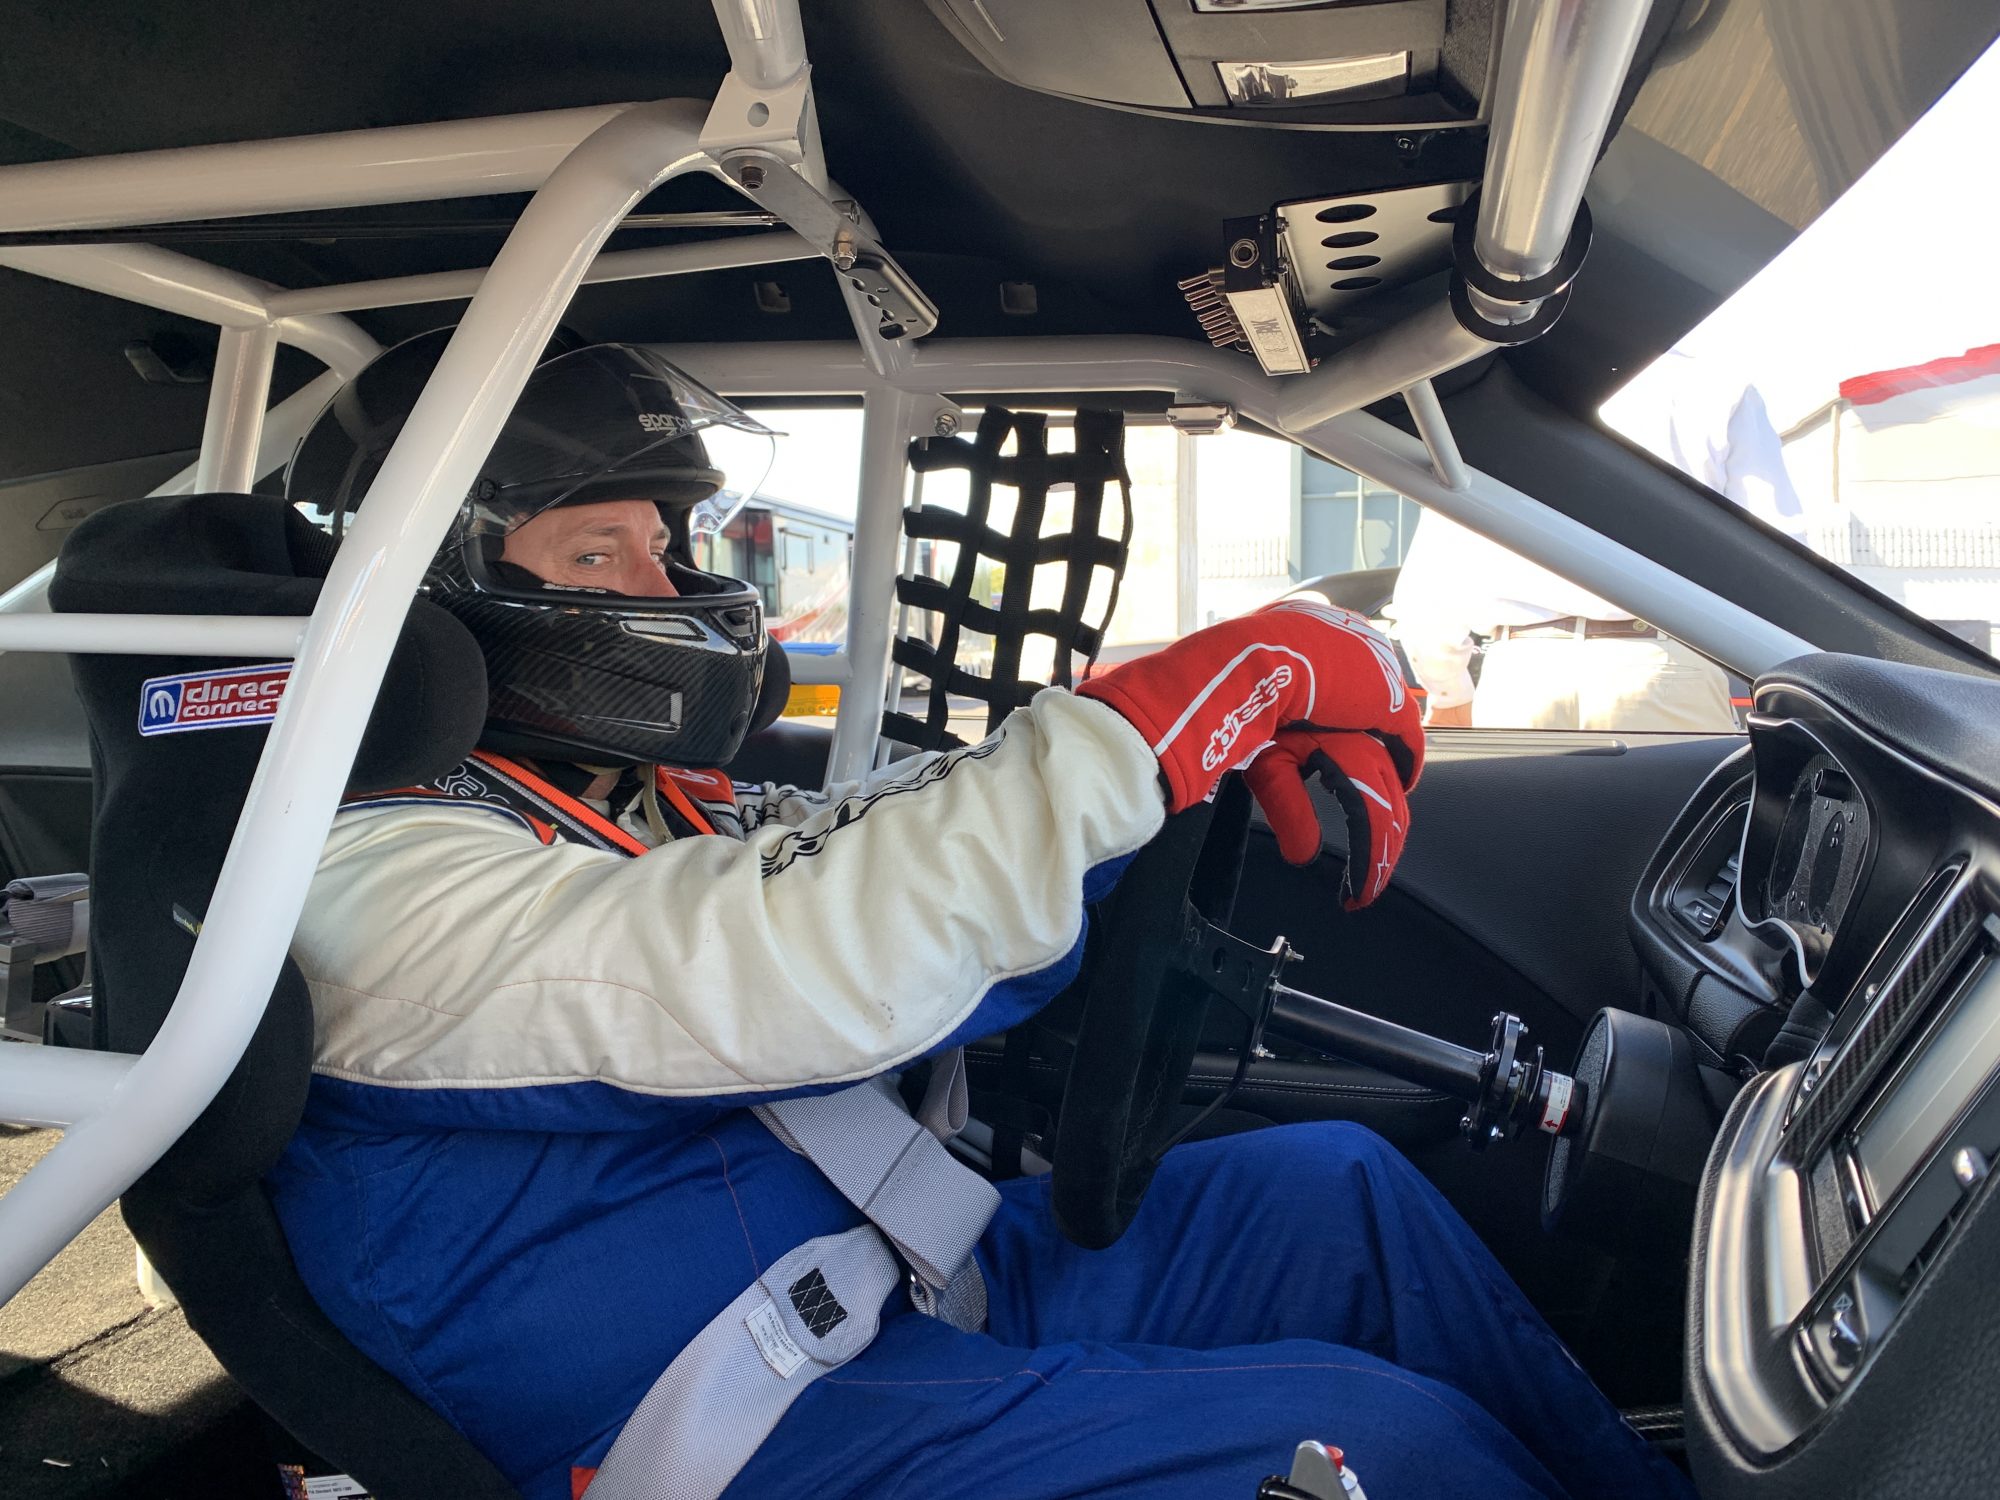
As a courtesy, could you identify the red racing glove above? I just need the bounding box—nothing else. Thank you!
[1245,728,1412,908]
[1077,600,1423,907]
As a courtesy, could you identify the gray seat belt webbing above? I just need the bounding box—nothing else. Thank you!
[587,1080,1001,1500]
[583,1226,897,1500]
[915,1045,970,1141]
[757,1077,1000,1313]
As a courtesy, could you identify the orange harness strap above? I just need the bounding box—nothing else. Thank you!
[651,767,719,838]
[472,751,653,856]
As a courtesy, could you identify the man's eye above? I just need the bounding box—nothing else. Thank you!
[574,551,609,567]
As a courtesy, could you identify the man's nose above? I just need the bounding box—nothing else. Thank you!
[617,556,680,598]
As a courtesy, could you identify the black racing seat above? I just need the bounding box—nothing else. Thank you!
[50,493,521,1499]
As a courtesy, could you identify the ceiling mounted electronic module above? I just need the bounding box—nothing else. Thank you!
[925,0,1496,126]
[1177,179,1473,377]
[1215,52,1412,107]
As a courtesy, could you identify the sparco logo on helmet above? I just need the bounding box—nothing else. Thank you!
[637,412,690,436]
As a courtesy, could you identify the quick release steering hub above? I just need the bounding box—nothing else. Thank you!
[1462,1011,1579,1149]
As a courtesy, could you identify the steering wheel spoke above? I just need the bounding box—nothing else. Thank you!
[1051,774,1263,1248]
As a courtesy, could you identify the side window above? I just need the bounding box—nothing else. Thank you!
[1106,426,1741,735]
[709,405,1740,736]
[692,405,864,720]
[1378,506,1740,734]
[781,529,813,572]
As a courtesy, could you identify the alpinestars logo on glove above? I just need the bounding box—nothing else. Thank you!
[138,663,291,736]
[1202,664,1293,771]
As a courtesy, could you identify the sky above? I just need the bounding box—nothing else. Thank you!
[752,408,865,518]
[1603,36,2000,437]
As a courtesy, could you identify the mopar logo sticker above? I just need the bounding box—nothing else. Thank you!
[138,662,291,736]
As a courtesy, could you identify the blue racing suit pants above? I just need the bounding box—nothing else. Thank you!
[725,1121,1690,1500]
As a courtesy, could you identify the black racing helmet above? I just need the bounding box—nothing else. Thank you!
[287,329,785,769]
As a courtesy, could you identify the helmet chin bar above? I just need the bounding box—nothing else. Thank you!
[1174,902,1584,1150]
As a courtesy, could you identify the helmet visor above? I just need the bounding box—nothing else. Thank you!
[461,344,775,543]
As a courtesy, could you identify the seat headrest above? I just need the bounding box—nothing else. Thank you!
[51,493,486,793]
[51,493,485,1083]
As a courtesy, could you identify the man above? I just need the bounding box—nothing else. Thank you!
[273,333,1688,1500]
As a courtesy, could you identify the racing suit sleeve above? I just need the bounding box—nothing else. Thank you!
[732,750,942,833]
[293,690,1162,1126]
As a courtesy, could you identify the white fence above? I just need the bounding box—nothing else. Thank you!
[1199,536,1292,580]
[1808,519,2000,570]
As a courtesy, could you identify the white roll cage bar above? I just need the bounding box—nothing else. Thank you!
[0,0,1812,1308]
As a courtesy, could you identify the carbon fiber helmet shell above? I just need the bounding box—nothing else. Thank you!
[286,329,776,768]
[433,551,766,769]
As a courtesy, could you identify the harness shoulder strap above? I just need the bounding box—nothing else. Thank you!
[342,752,657,853]
[757,1078,997,1323]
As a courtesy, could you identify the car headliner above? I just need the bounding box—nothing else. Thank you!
[0,0,1995,485]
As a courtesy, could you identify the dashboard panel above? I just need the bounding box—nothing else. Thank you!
[1612,653,2000,1496]
[1654,654,2000,1500]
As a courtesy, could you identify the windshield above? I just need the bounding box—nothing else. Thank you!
[1601,38,2000,663]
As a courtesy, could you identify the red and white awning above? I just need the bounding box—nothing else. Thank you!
[1840,343,2000,430]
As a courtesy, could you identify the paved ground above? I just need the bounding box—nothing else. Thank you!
[0,1125,269,1499]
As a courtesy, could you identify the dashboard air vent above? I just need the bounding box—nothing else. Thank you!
[1677,849,1742,938]
[1669,805,1747,940]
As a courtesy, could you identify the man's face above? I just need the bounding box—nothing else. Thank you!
[499,498,679,597]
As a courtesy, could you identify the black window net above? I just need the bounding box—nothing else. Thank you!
[885,407,1134,751]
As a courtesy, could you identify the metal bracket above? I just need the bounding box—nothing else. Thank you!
[699,66,825,188]
[714,149,938,342]
[1274,179,1472,329]
[1151,904,1298,1162]
[1172,903,1296,1030]
[1166,402,1237,436]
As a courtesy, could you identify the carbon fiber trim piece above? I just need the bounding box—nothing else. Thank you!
[455,585,765,768]
[1786,883,1978,1158]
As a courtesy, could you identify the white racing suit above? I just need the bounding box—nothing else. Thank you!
[267,690,1689,1500]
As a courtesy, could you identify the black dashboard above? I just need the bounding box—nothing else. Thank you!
[1623,653,2000,1498]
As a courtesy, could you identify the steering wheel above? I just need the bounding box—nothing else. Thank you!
[1048,773,1262,1249]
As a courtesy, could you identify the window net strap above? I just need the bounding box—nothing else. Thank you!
[883,406,1133,752]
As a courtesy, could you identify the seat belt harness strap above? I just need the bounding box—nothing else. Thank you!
[588,1079,999,1500]
[582,1226,897,1500]
[758,1077,999,1325]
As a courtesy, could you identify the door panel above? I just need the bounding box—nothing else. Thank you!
[1240,732,1747,1048]
[1219,729,1739,1403]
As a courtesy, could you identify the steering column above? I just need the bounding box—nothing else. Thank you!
[1050,774,1586,1248]
[1173,897,1583,1151]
